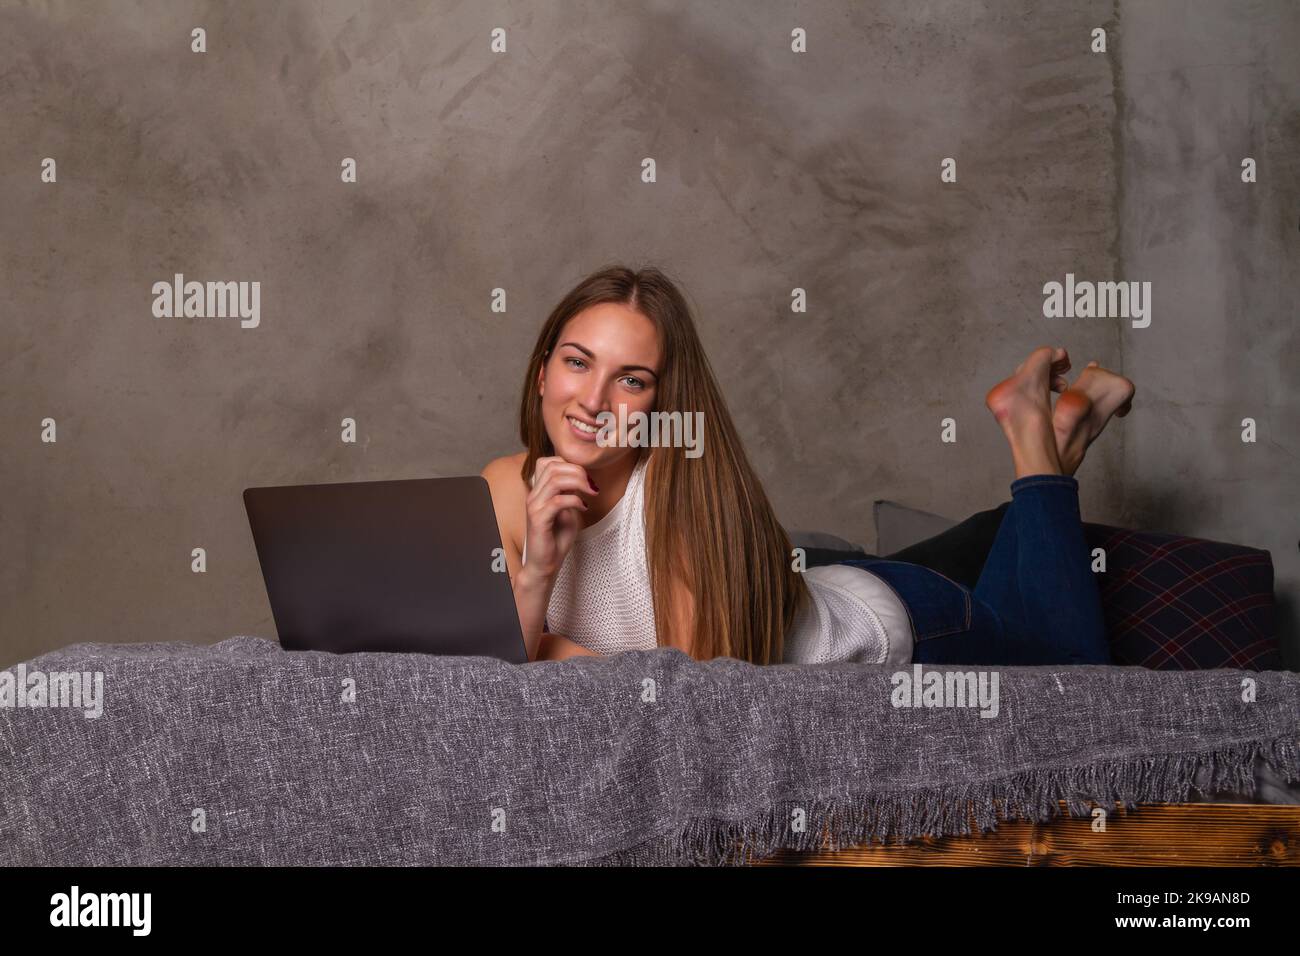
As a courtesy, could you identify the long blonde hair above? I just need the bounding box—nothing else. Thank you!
[518,264,809,665]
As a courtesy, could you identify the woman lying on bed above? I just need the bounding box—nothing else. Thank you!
[481,264,1135,666]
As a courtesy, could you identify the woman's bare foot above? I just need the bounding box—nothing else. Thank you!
[985,346,1065,478]
[1048,346,1071,394]
[1052,360,1136,476]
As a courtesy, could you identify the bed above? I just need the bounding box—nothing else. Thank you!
[2,635,1297,866]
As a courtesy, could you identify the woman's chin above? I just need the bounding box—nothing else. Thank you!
[550,433,599,459]
[553,434,622,465]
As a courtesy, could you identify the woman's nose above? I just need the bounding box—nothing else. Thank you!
[582,380,608,411]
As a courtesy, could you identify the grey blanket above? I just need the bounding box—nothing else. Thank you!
[2,637,1298,866]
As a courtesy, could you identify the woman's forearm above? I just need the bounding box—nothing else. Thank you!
[513,566,554,661]
[511,565,600,662]
[535,631,601,661]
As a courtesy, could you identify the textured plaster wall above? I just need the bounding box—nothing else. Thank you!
[1114,0,1300,664]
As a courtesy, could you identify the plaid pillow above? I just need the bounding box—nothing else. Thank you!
[1087,525,1280,671]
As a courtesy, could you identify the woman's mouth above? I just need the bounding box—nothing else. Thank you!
[566,415,600,441]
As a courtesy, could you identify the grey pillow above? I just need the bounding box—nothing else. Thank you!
[786,529,868,553]
[873,500,960,555]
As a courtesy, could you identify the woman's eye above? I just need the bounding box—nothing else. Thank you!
[622,376,645,390]
[564,357,586,370]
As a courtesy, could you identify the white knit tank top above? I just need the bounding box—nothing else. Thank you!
[520,454,915,664]
[521,454,658,654]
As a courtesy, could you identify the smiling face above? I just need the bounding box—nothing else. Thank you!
[538,301,662,469]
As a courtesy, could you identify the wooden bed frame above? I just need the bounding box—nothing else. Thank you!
[758,802,1300,865]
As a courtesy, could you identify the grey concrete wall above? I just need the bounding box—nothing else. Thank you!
[0,0,1294,667]
[1116,0,1300,664]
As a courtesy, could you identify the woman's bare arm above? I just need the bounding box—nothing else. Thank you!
[511,565,554,660]
[481,454,598,662]
[536,631,602,660]
[480,456,548,660]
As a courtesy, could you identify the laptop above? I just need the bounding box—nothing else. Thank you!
[243,475,528,663]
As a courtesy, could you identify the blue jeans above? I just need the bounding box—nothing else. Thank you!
[836,474,1111,665]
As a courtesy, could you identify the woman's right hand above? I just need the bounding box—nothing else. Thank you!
[520,455,597,585]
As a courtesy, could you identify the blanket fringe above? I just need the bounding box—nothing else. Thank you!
[587,734,1300,866]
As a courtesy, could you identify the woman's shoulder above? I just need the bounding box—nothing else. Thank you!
[479,451,530,550]
[480,449,529,480]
